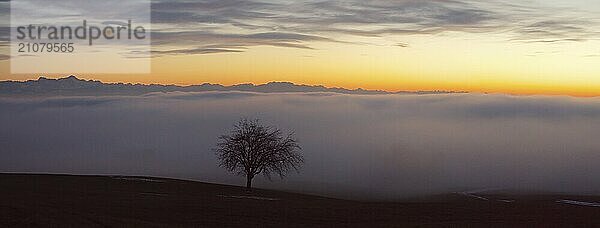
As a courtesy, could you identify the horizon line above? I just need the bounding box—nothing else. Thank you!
[2,75,599,98]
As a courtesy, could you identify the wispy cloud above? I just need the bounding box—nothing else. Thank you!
[148,0,600,55]
[152,47,244,56]
[151,30,335,53]
[149,0,503,54]
[511,19,597,43]
[0,0,598,57]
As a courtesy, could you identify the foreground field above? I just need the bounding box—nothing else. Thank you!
[1,174,599,227]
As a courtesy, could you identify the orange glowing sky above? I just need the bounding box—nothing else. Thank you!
[1,0,600,97]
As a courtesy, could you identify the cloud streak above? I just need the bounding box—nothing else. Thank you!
[147,0,600,55]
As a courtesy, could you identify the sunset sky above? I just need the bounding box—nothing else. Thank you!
[1,0,600,96]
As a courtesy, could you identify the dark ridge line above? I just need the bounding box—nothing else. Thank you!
[0,75,467,96]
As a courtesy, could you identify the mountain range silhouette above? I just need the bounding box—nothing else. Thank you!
[0,76,462,96]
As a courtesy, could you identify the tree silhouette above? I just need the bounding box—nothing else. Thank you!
[215,118,303,190]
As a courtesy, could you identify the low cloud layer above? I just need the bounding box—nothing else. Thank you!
[1,92,600,199]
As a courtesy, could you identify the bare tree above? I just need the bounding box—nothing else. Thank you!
[214,118,303,190]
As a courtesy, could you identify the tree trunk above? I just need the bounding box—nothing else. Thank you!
[246,175,252,190]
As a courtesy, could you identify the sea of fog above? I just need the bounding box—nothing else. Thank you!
[1,92,600,200]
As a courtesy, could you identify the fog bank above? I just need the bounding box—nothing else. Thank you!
[1,92,599,199]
